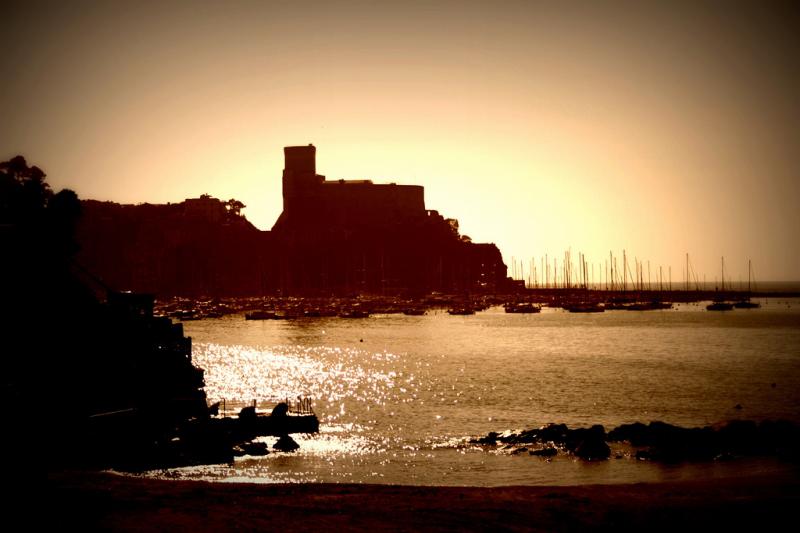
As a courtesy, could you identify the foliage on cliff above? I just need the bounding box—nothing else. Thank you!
[2,156,208,469]
[76,197,269,296]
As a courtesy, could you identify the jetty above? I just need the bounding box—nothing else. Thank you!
[86,398,319,471]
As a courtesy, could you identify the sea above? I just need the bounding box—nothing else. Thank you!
[145,297,800,486]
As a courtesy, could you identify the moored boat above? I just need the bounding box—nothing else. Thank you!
[339,308,370,318]
[565,303,604,313]
[706,301,734,311]
[624,301,673,311]
[504,302,542,313]
[734,260,761,309]
[447,307,475,315]
[245,310,276,320]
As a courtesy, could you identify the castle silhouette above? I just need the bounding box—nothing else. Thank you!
[273,144,425,232]
[76,145,509,295]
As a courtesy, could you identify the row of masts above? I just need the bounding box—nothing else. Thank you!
[509,251,757,292]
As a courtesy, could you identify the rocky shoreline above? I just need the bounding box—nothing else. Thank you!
[471,419,800,462]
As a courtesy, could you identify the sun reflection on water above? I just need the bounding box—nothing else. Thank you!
[155,305,800,485]
[193,343,405,423]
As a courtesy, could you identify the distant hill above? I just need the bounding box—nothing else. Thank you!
[77,196,272,296]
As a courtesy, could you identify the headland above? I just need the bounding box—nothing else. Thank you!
[75,144,508,297]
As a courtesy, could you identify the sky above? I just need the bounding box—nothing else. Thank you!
[2,0,799,282]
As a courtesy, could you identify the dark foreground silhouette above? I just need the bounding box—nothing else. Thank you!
[1,156,212,471]
[46,469,800,532]
[2,156,321,473]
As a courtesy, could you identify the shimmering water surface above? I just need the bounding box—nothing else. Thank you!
[153,298,800,485]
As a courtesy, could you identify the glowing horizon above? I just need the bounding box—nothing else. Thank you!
[2,1,798,281]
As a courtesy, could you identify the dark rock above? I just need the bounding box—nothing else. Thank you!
[273,434,300,452]
[515,428,540,444]
[496,430,522,444]
[648,422,695,460]
[683,426,718,460]
[235,441,269,457]
[565,425,606,452]
[530,447,558,457]
[647,421,686,446]
[588,424,607,437]
[574,437,610,461]
[717,419,759,454]
[758,419,800,456]
[537,423,569,444]
[271,402,289,417]
[635,449,653,460]
[498,429,525,444]
[479,419,800,464]
[239,406,257,420]
[623,423,716,462]
[608,422,649,445]
[471,431,499,445]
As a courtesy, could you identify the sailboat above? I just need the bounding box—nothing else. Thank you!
[734,260,760,309]
[706,301,734,311]
[707,257,734,311]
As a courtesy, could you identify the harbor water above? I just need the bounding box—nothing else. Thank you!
[149,298,800,485]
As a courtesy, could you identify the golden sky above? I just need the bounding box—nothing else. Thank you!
[3,0,799,281]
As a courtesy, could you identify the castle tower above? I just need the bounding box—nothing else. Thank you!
[282,144,323,220]
[284,144,316,175]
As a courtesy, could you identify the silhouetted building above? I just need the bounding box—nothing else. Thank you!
[75,144,509,296]
[273,144,425,232]
[184,194,227,223]
[269,144,507,294]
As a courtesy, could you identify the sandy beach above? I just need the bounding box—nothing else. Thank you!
[46,468,799,532]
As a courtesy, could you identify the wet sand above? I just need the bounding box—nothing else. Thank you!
[46,468,799,531]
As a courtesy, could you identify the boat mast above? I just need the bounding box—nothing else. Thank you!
[685,253,689,291]
[623,250,627,292]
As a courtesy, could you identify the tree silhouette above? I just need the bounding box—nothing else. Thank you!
[225,198,245,218]
[2,157,208,470]
[0,155,52,223]
[48,188,82,255]
[1,155,82,257]
[1,155,91,472]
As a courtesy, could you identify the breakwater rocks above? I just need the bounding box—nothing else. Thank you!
[471,420,800,462]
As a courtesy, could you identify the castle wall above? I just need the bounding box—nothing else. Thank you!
[314,182,424,227]
[277,145,425,230]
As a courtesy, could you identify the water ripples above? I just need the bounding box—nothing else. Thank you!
[173,301,800,485]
